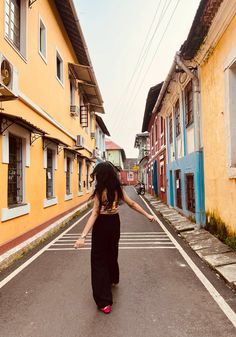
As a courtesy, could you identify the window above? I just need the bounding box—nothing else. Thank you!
[56,50,63,83]
[86,161,90,190]
[169,115,173,144]
[160,164,164,191]
[78,159,83,193]
[225,59,236,175]
[185,81,193,127]
[175,169,182,209]
[8,134,23,206]
[66,157,71,195]
[160,117,165,147]
[186,174,195,212]
[175,100,181,137]
[39,18,46,59]
[127,172,134,181]
[46,149,54,198]
[5,0,26,56]
[5,0,20,49]
[70,80,75,106]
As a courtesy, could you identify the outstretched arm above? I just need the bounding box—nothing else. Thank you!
[122,190,155,222]
[74,195,100,248]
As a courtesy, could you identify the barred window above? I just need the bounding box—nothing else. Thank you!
[5,0,26,56]
[185,81,193,127]
[66,157,71,195]
[169,115,173,144]
[175,100,181,137]
[8,134,23,206]
[46,149,54,198]
[78,159,83,192]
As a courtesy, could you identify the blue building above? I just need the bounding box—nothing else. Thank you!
[153,53,205,225]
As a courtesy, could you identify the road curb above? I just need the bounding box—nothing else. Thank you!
[144,194,236,291]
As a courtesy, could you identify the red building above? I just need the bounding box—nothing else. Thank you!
[141,83,167,202]
[120,158,139,186]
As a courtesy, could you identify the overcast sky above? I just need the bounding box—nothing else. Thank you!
[75,0,201,157]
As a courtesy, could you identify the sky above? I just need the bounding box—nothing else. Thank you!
[74,0,201,158]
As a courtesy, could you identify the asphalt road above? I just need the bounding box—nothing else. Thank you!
[0,187,235,337]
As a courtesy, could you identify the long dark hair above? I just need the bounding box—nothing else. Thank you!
[90,161,123,208]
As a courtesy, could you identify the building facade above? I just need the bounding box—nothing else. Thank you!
[94,115,110,164]
[153,56,205,225]
[140,83,167,203]
[105,139,126,171]
[0,0,104,251]
[120,158,139,186]
[134,132,149,187]
[181,0,236,233]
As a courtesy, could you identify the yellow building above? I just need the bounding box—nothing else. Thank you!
[181,0,236,234]
[0,0,104,252]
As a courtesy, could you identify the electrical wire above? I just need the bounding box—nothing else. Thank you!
[115,0,181,131]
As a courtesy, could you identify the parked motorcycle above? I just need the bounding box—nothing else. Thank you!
[135,182,145,195]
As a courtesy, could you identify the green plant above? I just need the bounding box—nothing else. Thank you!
[205,211,236,251]
[225,236,236,250]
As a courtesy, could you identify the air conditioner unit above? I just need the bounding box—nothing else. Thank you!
[70,105,79,117]
[76,135,84,148]
[0,53,18,101]
[90,132,95,139]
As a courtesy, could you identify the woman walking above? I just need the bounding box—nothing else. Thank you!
[74,162,155,314]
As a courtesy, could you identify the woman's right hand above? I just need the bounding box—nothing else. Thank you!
[74,238,85,249]
[147,214,155,222]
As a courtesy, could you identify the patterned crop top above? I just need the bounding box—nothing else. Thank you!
[100,191,119,214]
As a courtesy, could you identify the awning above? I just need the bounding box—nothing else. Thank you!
[43,136,69,147]
[69,63,104,113]
[0,112,47,144]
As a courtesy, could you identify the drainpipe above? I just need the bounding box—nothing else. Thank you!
[175,51,200,151]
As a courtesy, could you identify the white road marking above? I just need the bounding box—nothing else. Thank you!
[48,229,175,250]
[141,196,236,329]
[0,209,92,289]
[46,246,176,251]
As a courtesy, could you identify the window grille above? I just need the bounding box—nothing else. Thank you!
[8,134,23,206]
[46,149,54,198]
[175,100,181,137]
[66,157,71,194]
[169,116,173,144]
[185,81,193,127]
[5,0,21,50]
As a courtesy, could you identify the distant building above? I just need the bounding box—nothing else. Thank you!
[105,139,126,170]
[120,158,139,186]
[134,132,149,185]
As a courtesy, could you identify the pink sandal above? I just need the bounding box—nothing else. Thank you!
[99,305,111,314]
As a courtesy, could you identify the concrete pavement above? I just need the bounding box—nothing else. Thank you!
[144,193,236,290]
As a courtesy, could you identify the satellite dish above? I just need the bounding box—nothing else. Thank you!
[1,59,12,86]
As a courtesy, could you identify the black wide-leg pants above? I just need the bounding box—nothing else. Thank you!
[91,213,120,308]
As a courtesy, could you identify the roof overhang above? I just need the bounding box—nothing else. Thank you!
[0,112,47,139]
[95,115,110,136]
[69,63,104,113]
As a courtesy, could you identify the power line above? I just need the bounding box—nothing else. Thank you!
[112,0,173,131]
[120,0,181,125]
[111,0,164,116]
